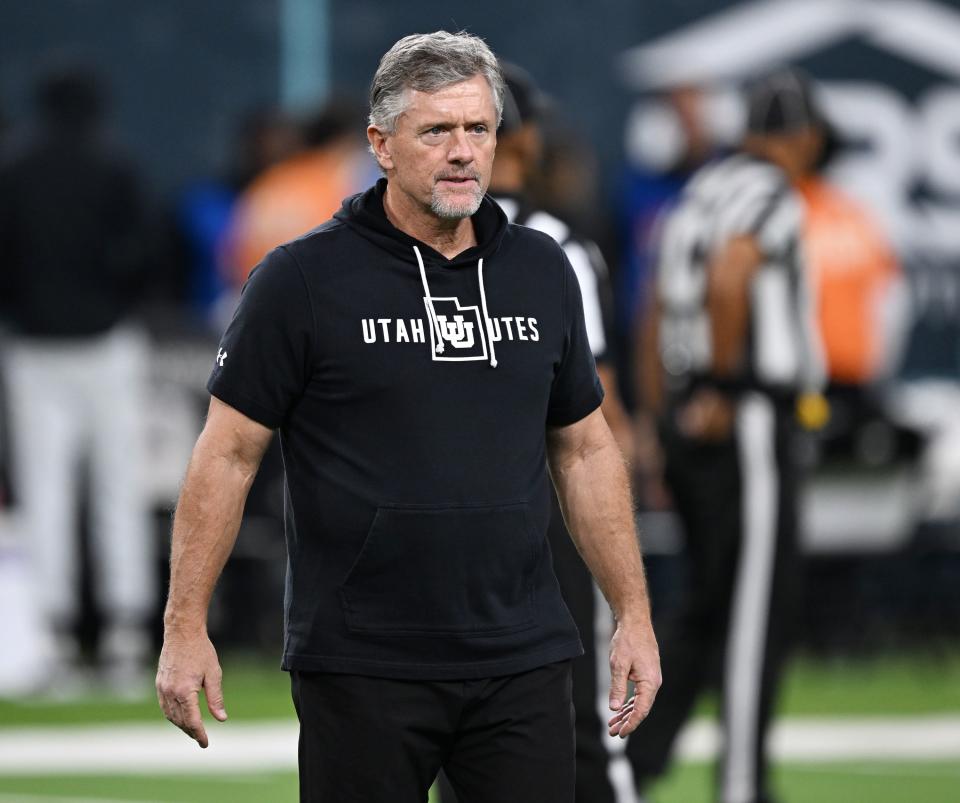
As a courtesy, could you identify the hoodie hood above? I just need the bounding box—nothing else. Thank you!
[334,178,509,267]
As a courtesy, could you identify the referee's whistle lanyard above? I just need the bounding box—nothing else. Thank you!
[413,244,498,368]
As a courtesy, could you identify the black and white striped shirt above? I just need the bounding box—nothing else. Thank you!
[655,153,823,396]
[495,196,611,362]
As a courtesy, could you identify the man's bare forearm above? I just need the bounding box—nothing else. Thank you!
[549,410,661,730]
[548,418,651,624]
[157,400,271,747]
[163,428,262,635]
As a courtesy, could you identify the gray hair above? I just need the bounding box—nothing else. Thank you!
[368,31,505,135]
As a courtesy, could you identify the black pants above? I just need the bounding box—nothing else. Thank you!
[627,393,802,803]
[438,492,616,803]
[292,660,575,803]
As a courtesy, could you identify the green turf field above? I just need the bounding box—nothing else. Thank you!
[767,651,960,716]
[0,772,301,802]
[0,659,296,728]
[652,760,960,803]
[0,762,958,803]
[0,652,957,802]
[2,651,958,727]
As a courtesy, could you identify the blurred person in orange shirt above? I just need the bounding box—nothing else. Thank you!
[220,98,375,296]
[172,106,302,323]
[791,115,918,496]
[799,176,905,387]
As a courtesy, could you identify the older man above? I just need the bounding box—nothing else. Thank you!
[156,31,659,803]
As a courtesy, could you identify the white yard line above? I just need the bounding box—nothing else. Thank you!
[676,716,960,762]
[0,721,297,775]
[0,716,959,775]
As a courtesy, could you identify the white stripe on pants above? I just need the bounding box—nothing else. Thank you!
[722,393,778,803]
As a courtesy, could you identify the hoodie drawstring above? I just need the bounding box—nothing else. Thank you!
[413,245,498,368]
[477,258,498,368]
[414,246,445,355]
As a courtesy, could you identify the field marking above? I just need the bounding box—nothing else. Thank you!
[674,715,960,761]
[1,716,960,775]
[0,722,297,775]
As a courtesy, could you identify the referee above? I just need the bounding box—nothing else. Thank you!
[492,64,631,803]
[439,63,632,803]
[629,69,826,803]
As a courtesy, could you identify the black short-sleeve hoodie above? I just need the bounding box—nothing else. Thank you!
[208,179,603,679]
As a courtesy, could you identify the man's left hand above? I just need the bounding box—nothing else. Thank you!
[607,618,661,739]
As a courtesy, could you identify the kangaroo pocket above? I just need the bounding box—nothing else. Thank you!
[339,502,538,637]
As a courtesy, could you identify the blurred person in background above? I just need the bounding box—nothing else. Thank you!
[492,64,633,463]
[488,62,628,803]
[171,105,302,325]
[621,86,715,380]
[156,30,660,802]
[628,68,826,803]
[801,179,904,389]
[797,147,916,467]
[219,96,375,304]
[439,63,631,803]
[0,65,153,693]
[622,85,716,510]
[527,114,612,260]
[211,99,374,640]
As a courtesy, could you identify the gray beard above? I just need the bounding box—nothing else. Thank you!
[430,184,484,219]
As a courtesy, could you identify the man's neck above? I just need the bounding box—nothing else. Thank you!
[383,183,477,260]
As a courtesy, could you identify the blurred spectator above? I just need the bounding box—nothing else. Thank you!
[485,63,626,803]
[527,113,611,254]
[0,65,153,694]
[628,68,826,803]
[622,86,714,370]
[622,87,717,509]
[200,98,375,640]
[172,106,302,323]
[793,106,921,513]
[799,172,906,388]
[219,96,375,303]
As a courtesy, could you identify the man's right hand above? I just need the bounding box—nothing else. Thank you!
[156,632,227,748]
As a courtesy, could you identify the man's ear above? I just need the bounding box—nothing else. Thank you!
[367,126,394,171]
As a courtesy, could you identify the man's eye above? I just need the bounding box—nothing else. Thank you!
[426,126,444,136]
[472,125,488,135]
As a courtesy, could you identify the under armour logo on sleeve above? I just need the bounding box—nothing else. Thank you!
[216,348,228,366]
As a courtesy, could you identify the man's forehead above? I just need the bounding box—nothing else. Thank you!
[403,76,495,117]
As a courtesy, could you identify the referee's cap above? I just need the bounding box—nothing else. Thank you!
[745,67,825,135]
[498,62,549,134]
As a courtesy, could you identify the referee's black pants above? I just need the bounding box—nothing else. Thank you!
[627,392,802,803]
[292,660,575,803]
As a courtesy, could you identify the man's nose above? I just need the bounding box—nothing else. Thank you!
[446,127,474,163]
